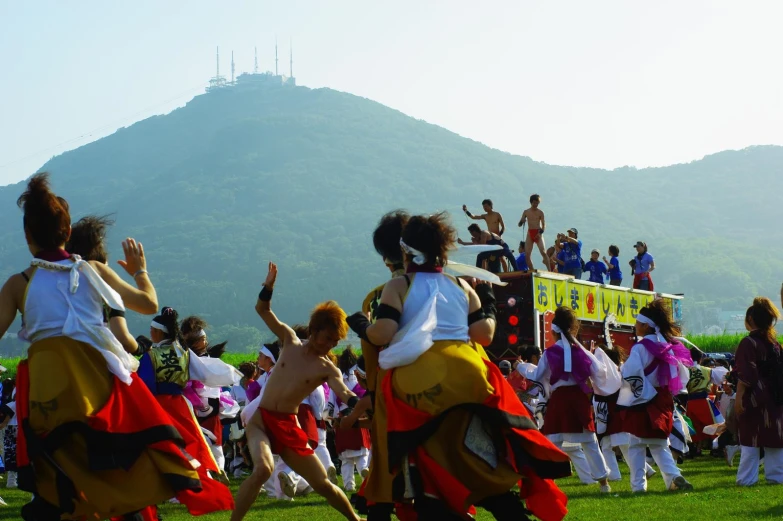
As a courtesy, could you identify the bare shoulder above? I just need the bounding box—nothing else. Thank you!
[384,276,408,293]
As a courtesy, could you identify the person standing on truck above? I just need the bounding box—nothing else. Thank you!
[584,249,607,284]
[516,241,529,272]
[559,228,583,279]
[518,194,549,272]
[630,241,655,290]
[603,245,623,286]
[463,199,506,236]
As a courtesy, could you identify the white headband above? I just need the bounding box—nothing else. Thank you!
[259,346,277,364]
[192,329,207,339]
[352,364,366,378]
[151,320,169,334]
[400,238,427,265]
[636,314,665,343]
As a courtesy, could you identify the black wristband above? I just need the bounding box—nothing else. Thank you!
[465,210,473,217]
[347,395,359,409]
[259,285,273,302]
[108,308,126,319]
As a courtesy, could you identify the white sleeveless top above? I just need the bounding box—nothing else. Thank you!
[400,272,470,342]
[21,258,138,384]
[378,272,470,370]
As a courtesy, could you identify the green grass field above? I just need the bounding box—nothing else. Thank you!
[0,457,781,520]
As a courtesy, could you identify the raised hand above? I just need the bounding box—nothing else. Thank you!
[264,262,278,289]
[117,238,146,276]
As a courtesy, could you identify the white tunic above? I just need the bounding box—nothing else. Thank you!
[21,258,137,384]
[379,272,469,370]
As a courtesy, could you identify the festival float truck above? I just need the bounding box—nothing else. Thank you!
[486,271,684,360]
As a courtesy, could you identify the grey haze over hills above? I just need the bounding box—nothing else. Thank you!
[0,81,780,354]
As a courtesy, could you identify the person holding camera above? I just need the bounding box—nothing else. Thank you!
[559,228,583,279]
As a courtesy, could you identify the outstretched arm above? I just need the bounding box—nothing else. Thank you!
[91,238,158,314]
[255,262,297,346]
[327,362,357,406]
[462,205,484,221]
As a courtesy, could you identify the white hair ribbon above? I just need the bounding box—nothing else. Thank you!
[551,323,572,373]
[193,329,207,339]
[151,320,169,334]
[351,364,366,379]
[636,314,665,343]
[400,239,427,265]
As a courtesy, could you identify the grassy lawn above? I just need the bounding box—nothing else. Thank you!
[1,457,782,520]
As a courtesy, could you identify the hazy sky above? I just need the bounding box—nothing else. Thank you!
[2,1,782,185]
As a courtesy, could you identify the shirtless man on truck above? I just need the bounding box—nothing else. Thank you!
[462,199,506,236]
[518,194,549,271]
[231,262,362,521]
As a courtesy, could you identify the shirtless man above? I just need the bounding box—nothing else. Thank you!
[463,199,505,236]
[231,262,362,521]
[457,224,517,273]
[518,194,549,271]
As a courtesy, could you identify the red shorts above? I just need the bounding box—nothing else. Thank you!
[528,228,542,243]
[260,408,315,457]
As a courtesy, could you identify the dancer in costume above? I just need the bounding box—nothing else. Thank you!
[529,307,618,493]
[618,300,694,492]
[685,350,724,449]
[332,361,372,493]
[357,209,409,521]
[231,262,362,521]
[0,173,202,520]
[137,306,239,516]
[180,315,237,472]
[347,212,571,521]
[734,297,783,486]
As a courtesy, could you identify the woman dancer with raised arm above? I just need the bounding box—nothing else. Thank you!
[0,173,201,520]
[347,213,571,521]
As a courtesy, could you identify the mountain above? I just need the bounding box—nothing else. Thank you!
[0,81,781,355]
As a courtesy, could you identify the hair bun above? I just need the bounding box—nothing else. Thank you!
[162,307,176,316]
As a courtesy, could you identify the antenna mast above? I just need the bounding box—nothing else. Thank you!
[231,51,235,84]
[216,46,220,78]
[289,39,293,78]
[275,37,279,76]
[254,46,259,73]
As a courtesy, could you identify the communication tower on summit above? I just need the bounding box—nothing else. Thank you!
[231,51,235,84]
[254,47,259,74]
[207,46,228,92]
[290,40,293,78]
[275,38,279,76]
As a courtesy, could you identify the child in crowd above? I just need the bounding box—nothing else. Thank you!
[603,245,623,286]
[584,249,608,284]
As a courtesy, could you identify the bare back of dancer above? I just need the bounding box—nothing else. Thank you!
[518,194,549,270]
[232,262,362,521]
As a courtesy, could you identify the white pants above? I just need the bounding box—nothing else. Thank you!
[340,449,370,491]
[600,438,622,481]
[315,428,334,472]
[553,437,609,483]
[737,446,783,486]
[627,438,681,492]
